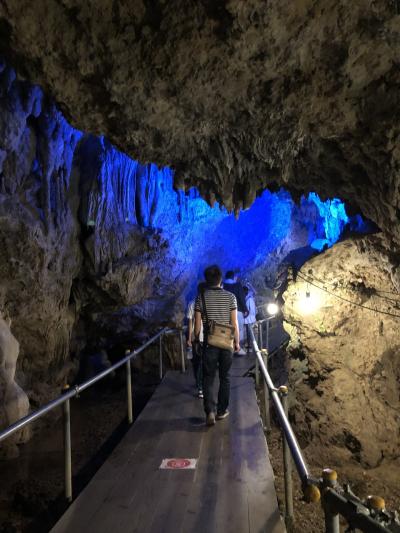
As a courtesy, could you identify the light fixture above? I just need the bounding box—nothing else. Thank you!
[267,302,279,316]
[297,288,321,315]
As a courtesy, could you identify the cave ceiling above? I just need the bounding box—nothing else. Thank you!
[0,0,399,239]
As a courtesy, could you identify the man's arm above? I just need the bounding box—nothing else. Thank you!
[230,309,240,352]
[187,317,193,346]
[194,310,202,339]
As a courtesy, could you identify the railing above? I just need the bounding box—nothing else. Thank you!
[0,326,187,502]
[250,324,400,533]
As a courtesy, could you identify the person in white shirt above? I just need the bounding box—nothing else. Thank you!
[243,286,256,353]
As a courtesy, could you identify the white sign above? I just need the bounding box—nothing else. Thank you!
[159,458,197,470]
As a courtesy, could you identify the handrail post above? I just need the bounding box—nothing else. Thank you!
[62,385,72,502]
[322,469,340,533]
[179,328,186,373]
[159,334,163,380]
[259,321,264,350]
[266,318,270,352]
[280,386,294,529]
[261,349,270,431]
[255,324,261,387]
[125,351,133,424]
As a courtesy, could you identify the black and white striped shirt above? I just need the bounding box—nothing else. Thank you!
[195,287,237,326]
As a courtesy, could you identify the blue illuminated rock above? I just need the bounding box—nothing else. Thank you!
[0,63,371,405]
[0,1,397,241]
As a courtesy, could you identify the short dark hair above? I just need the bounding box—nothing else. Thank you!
[225,270,235,280]
[204,265,222,286]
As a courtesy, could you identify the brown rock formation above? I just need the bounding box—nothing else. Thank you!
[283,235,400,467]
[0,313,29,456]
[0,1,399,236]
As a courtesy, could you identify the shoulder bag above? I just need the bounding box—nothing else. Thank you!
[201,290,235,351]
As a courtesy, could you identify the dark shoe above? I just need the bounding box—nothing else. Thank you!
[216,410,229,420]
[206,412,216,426]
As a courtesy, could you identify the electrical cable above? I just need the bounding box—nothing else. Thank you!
[295,271,400,319]
[300,270,400,303]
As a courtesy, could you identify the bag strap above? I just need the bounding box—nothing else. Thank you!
[200,289,210,334]
[200,289,209,353]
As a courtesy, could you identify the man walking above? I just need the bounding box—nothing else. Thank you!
[194,265,240,426]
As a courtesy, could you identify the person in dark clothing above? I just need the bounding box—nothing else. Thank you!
[186,282,206,398]
[194,265,240,426]
[223,271,248,354]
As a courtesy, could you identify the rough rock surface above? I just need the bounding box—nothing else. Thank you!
[0,313,29,456]
[283,235,400,467]
[0,64,183,410]
[0,1,399,238]
[0,63,82,405]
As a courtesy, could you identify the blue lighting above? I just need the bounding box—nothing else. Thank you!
[0,60,372,303]
[75,137,372,297]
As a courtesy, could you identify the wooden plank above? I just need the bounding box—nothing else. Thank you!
[51,373,200,533]
[52,366,285,533]
[180,377,284,533]
[104,375,204,533]
[230,354,255,377]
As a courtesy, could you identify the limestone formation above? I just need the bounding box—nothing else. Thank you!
[283,235,400,467]
[0,63,82,404]
[0,1,399,240]
[0,313,29,456]
[0,2,399,478]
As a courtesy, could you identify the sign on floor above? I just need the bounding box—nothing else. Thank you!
[159,458,197,470]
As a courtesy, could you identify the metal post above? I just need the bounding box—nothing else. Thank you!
[266,318,270,352]
[125,352,133,424]
[63,386,72,502]
[261,349,270,431]
[179,329,186,373]
[255,324,261,387]
[259,320,264,350]
[280,386,294,529]
[322,469,340,533]
[159,334,163,380]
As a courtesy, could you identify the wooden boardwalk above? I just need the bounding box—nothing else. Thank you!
[51,356,285,533]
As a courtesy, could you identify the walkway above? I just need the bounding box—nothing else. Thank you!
[51,356,285,533]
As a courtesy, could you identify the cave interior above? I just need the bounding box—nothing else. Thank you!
[0,0,399,528]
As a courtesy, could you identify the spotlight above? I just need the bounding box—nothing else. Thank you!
[267,302,279,316]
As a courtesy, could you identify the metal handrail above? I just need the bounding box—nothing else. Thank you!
[0,328,168,444]
[250,324,398,533]
[249,326,310,484]
[0,325,188,503]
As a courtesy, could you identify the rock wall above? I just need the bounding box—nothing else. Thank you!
[0,61,374,447]
[0,313,29,457]
[283,235,400,467]
[0,63,82,405]
[0,1,398,242]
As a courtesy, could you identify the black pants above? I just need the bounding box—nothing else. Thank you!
[192,345,203,390]
[202,345,233,415]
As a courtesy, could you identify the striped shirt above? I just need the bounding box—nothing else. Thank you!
[195,288,237,326]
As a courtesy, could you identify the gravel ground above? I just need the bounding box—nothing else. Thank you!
[261,388,400,533]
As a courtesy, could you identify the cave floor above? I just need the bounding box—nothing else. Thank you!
[50,359,285,533]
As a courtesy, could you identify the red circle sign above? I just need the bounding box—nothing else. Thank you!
[166,459,191,469]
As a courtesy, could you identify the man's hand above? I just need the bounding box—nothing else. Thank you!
[243,311,249,318]
[234,341,240,352]
[187,339,192,347]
